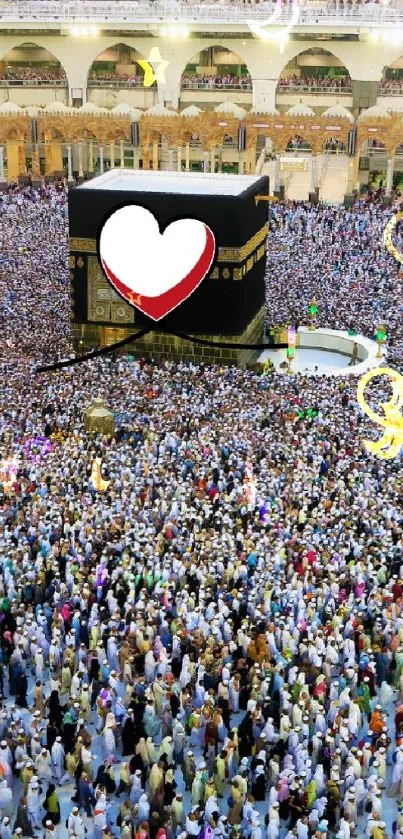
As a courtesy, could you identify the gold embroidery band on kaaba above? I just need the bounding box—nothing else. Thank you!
[70,223,269,266]
[70,238,98,253]
[217,224,268,264]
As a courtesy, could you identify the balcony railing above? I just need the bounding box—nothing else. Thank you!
[181,81,252,90]
[88,78,147,87]
[0,77,67,87]
[378,87,403,95]
[278,83,352,94]
[0,1,401,25]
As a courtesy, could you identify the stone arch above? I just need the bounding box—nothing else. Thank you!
[391,139,403,154]
[86,41,156,90]
[276,44,356,84]
[179,44,252,97]
[277,47,351,98]
[49,127,64,141]
[37,118,67,143]
[322,135,347,152]
[105,126,131,143]
[0,40,68,82]
[284,134,313,153]
[5,127,20,140]
[359,136,387,153]
[379,54,403,96]
[81,128,98,141]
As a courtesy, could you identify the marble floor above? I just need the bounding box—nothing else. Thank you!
[258,348,352,376]
[3,672,400,838]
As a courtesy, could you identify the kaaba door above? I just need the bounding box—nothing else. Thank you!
[100,327,128,347]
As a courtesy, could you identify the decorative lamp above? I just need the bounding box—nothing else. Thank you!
[308,299,318,331]
[375,324,387,359]
[286,324,297,371]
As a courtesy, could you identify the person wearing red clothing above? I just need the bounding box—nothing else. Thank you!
[392,579,403,601]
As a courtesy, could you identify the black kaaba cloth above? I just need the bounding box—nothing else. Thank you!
[69,170,269,336]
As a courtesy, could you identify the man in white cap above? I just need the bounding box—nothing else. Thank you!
[0,745,11,782]
[51,737,65,783]
[35,747,52,785]
[337,814,352,839]
[26,777,41,829]
[0,782,12,822]
[44,820,56,839]
[67,806,86,838]
[0,816,12,839]
[250,814,262,839]
[266,802,280,839]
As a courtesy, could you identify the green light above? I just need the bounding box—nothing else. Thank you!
[287,347,295,359]
[308,303,318,316]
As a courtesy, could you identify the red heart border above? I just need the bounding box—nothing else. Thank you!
[100,222,216,322]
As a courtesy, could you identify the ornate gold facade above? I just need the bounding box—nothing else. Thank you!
[1,109,403,182]
[245,113,352,154]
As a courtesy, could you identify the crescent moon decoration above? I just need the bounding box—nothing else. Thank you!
[90,458,109,493]
[247,0,301,47]
[384,211,403,265]
[356,366,403,460]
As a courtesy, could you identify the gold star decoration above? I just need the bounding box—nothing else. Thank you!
[138,47,170,88]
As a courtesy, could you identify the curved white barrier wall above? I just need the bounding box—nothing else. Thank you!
[260,327,385,378]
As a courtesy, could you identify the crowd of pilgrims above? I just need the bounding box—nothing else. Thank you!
[0,183,402,839]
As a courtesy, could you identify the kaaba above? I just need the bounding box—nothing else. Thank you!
[69,170,270,364]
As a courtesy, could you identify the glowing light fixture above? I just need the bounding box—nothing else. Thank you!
[70,25,98,37]
[160,25,189,38]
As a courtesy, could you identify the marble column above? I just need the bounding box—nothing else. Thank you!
[185,143,190,171]
[274,155,281,191]
[78,142,84,180]
[386,157,394,196]
[203,151,209,172]
[168,150,174,170]
[250,143,257,174]
[152,142,159,170]
[51,141,63,175]
[120,140,124,168]
[177,146,182,172]
[142,146,150,170]
[99,145,104,174]
[310,154,317,191]
[0,146,5,180]
[88,141,94,174]
[31,145,41,180]
[6,141,19,181]
[18,141,26,176]
[210,148,215,173]
[66,145,73,181]
[109,142,115,168]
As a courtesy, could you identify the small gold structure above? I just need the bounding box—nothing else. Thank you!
[84,397,115,435]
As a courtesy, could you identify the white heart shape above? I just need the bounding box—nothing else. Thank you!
[99,205,210,298]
